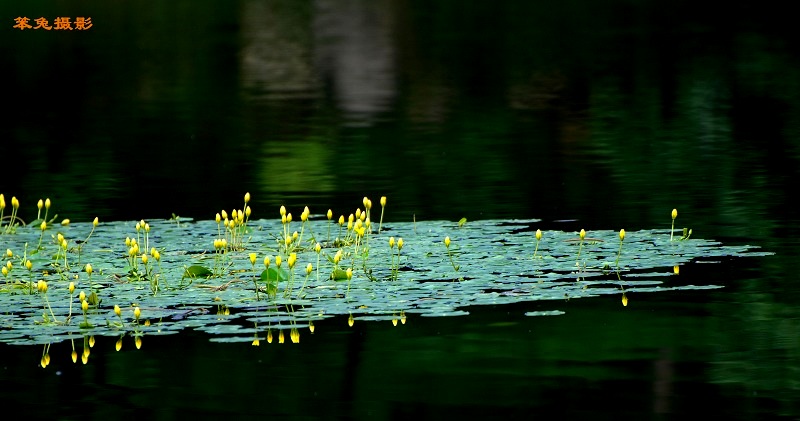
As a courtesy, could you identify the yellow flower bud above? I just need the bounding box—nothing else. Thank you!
[355,209,361,220]
[579,229,586,240]
[309,321,315,333]
[81,353,89,364]
[221,210,228,220]
[249,253,257,265]
[6,261,11,269]
[244,192,251,203]
[327,209,333,220]
[220,239,227,249]
[444,236,451,248]
[69,282,75,294]
[245,206,251,218]
[380,196,386,207]
[263,256,270,268]
[144,319,150,326]
[536,229,542,241]
[301,211,308,222]
[389,237,395,248]
[45,198,51,209]
[674,265,680,275]
[37,199,43,210]
[135,337,142,349]
[252,339,260,346]
[1,267,7,277]
[134,307,141,320]
[288,253,297,269]
[71,350,77,363]
[347,220,353,231]
[0,194,4,210]
[292,231,298,240]
[5,249,11,258]
[279,330,285,344]
[315,243,321,253]
[279,205,286,216]
[116,338,123,351]
[672,209,678,220]
[144,223,150,232]
[346,267,352,280]
[89,335,95,348]
[619,229,626,241]
[79,291,85,302]
[622,293,628,307]
[338,215,345,226]
[141,254,148,264]
[114,305,121,317]
[267,330,273,343]
[363,197,368,208]
[11,196,19,209]
[85,264,93,275]
[348,214,354,224]
[135,222,141,232]
[61,218,70,226]
[367,199,372,210]
[306,263,313,275]
[81,300,89,311]
[287,213,292,223]
[93,217,99,227]
[275,255,282,267]
[125,237,131,247]
[40,221,46,231]
[398,238,404,250]
[25,260,32,270]
[348,313,354,327]
[237,209,243,221]
[215,213,221,223]
[285,236,292,246]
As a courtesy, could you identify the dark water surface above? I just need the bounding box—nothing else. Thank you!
[2,1,799,419]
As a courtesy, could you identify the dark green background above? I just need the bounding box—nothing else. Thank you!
[2,1,799,419]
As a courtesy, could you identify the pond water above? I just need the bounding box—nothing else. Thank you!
[2,0,800,419]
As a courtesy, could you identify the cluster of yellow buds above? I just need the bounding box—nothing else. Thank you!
[213,238,228,250]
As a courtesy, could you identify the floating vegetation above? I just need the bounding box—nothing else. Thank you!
[0,195,773,356]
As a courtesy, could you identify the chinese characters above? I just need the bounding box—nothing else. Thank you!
[13,17,92,30]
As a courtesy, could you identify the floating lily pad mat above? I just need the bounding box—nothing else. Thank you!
[0,217,772,346]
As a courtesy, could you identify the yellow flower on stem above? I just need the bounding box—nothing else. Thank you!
[670,209,678,241]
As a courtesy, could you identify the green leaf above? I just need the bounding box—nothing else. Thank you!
[458,217,467,228]
[330,269,349,281]
[183,265,213,279]
[260,267,289,284]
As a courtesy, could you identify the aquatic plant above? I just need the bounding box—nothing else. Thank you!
[0,196,772,362]
[443,236,460,274]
